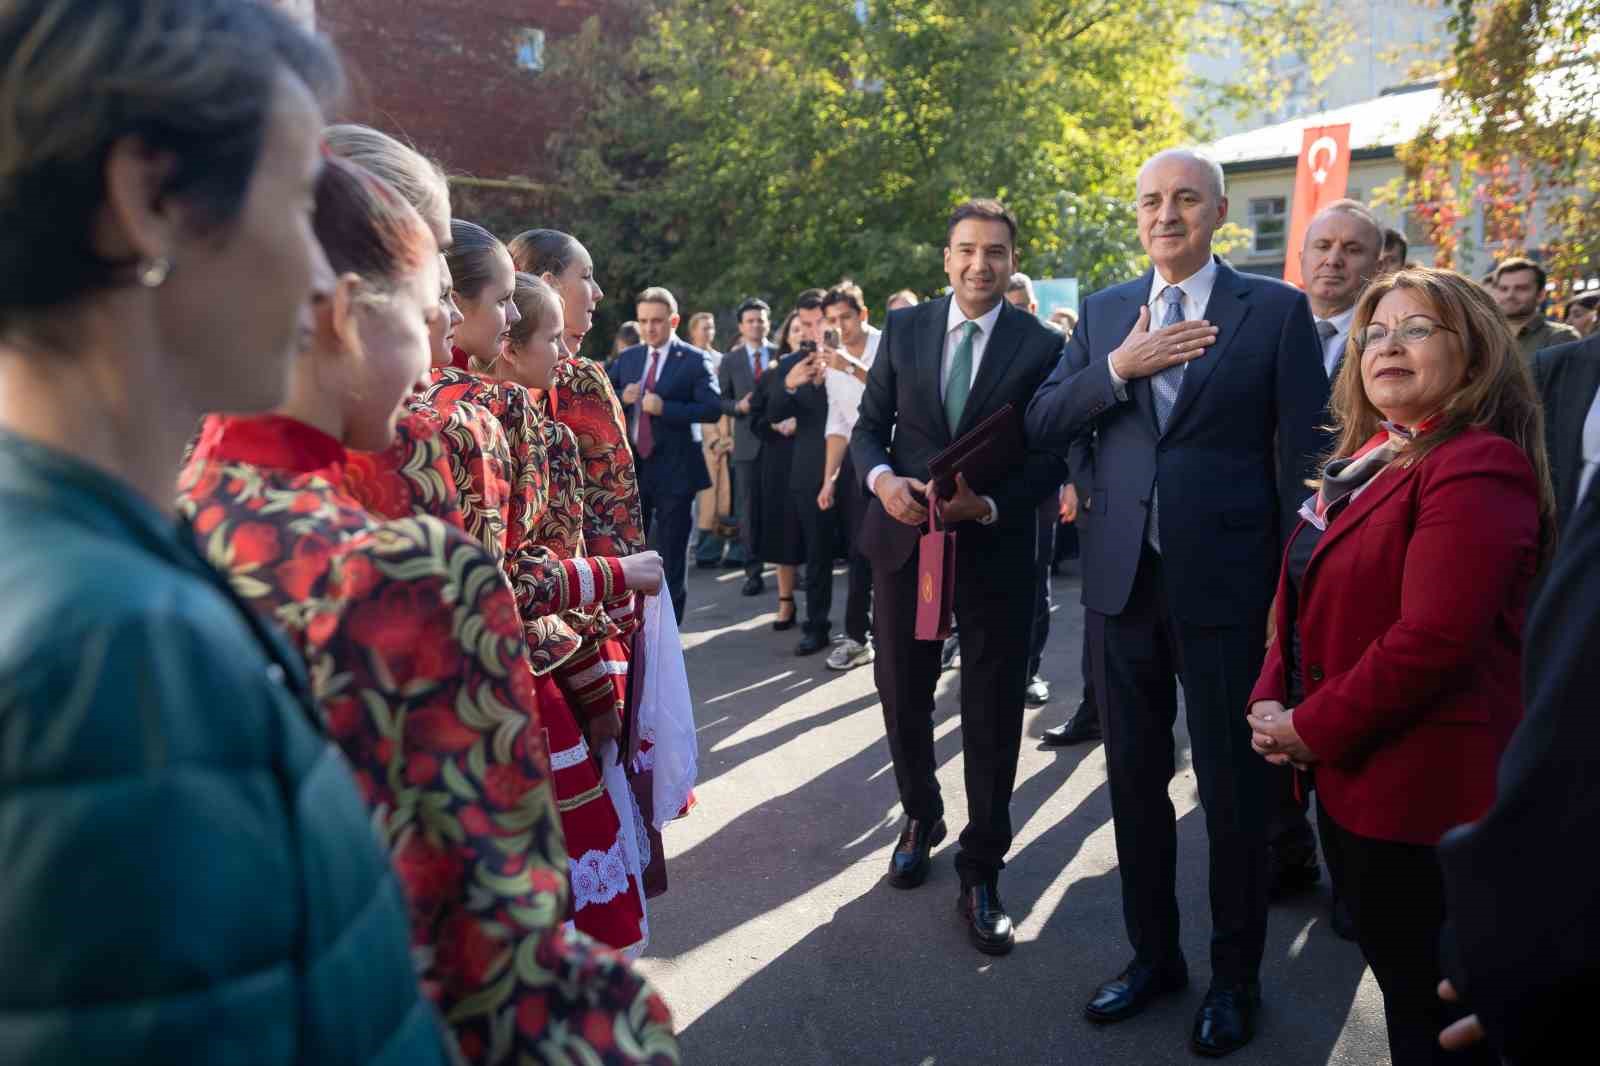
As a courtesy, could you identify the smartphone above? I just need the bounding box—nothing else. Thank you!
[822,327,841,350]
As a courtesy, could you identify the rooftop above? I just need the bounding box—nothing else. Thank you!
[1204,83,1442,169]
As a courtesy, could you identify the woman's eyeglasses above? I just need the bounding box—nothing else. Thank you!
[1356,315,1457,351]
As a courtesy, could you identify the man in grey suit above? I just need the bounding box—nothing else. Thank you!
[1025,149,1330,1056]
[721,297,775,596]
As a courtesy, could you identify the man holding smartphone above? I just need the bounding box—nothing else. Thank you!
[818,281,881,671]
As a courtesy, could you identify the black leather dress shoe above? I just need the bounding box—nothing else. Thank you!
[1192,983,1260,1058]
[740,574,765,597]
[795,631,829,656]
[1042,701,1101,746]
[1267,846,1321,902]
[957,880,1014,956]
[886,817,946,889]
[1084,961,1188,1024]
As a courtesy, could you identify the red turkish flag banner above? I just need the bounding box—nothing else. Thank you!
[1282,123,1352,287]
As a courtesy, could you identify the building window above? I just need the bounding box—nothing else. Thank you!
[514,28,546,73]
[1249,196,1288,254]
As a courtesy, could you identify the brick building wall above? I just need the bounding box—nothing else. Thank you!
[321,0,629,184]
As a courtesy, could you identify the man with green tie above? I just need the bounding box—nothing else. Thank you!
[850,200,1069,955]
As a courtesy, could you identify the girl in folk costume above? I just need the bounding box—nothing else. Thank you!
[439,227,654,952]
[509,230,683,897]
[323,125,515,588]
[177,157,675,1064]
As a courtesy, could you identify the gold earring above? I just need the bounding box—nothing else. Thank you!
[137,257,172,288]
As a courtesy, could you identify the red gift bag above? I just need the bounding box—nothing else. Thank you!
[915,505,957,641]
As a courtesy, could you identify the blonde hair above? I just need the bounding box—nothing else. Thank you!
[1334,267,1557,565]
[323,124,450,246]
[492,272,562,363]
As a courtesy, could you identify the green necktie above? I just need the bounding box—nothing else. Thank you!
[945,320,979,432]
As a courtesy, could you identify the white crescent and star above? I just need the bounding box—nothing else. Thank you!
[1308,135,1340,185]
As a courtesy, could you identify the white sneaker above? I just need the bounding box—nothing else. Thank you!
[826,638,875,671]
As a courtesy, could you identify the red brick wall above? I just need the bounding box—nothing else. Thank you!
[322,0,626,182]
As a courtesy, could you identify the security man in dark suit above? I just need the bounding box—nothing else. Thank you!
[720,297,777,596]
[1026,149,1330,1056]
[1532,331,1600,533]
[609,286,722,622]
[851,199,1067,956]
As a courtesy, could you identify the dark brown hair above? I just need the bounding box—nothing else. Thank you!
[445,219,507,301]
[313,156,435,298]
[0,0,341,336]
[507,228,583,278]
[1493,256,1547,292]
[1334,267,1557,565]
[821,280,866,315]
[947,198,1018,249]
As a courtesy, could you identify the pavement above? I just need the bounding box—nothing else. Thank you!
[635,560,1392,1066]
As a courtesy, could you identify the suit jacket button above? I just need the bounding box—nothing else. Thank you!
[1308,666,1324,683]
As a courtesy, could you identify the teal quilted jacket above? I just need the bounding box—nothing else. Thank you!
[0,431,445,1065]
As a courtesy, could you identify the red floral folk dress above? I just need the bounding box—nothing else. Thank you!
[548,358,684,895]
[428,365,653,951]
[178,415,672,1063]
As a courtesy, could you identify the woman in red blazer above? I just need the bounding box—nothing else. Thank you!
[1247,268,1555,1066]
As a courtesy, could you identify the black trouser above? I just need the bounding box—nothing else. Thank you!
[639,476,693,624]
[1319,801,1493,1066]
[1088,544,1270,984]
[1030,505,1097,711]
[837,452,873,644]
[793,491,837,639]
[733,457,762,578]
[1266,764,1319,865]
[1028,499,1056,678]
[872,531,1034,882]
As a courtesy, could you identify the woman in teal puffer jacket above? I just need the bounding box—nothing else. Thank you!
[0,3,444,1063]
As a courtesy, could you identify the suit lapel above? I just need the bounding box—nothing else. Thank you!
[1164,260,1250,437]
[1115,274,1158,435]
[957,302,1024,436]
[921,297,954,446]
[1560,350,1600,487]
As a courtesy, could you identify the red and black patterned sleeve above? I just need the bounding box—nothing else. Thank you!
[552,357,646,635]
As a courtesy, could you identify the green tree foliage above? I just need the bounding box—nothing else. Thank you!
[540,0,1345,338]
[1399,0,1599,281]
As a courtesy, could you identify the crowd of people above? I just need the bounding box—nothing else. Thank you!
[1,3,681,1063]
[2,3,1597,1066]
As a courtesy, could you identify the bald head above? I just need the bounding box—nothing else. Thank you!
[1136,149,1228,281]
[1300,199,1382,318]
[1139,149,1225,201]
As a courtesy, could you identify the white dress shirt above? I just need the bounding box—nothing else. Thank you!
[867,299,1003,523]
[1315,304,1357,379]
[1579,381,1600,506]
[824,325,881,440]
[1108,256,1221,397]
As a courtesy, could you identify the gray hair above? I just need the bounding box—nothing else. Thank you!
[1139,148,1226,200]
[1303,198,1383,251]
[1007,272,1036,301]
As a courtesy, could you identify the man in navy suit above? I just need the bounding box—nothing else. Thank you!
[1026,149,1329,1056]
[609,286,722,622]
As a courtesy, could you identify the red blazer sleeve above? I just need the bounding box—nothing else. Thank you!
[1293,437,1539,765]
[1250,580,1293,706]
